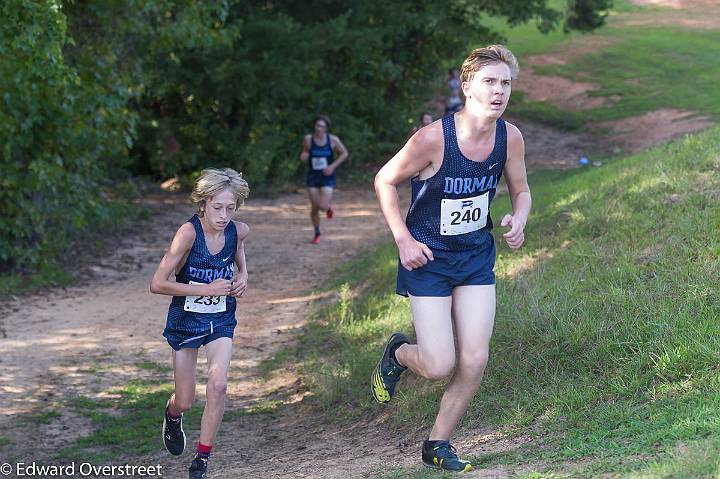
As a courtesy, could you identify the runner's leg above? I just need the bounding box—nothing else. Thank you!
[199,337,233,445]
[169,347,199,415]
[308,187,321,229]
[429,285,495,440]
[395,296,456,380]
[319,186,333,218]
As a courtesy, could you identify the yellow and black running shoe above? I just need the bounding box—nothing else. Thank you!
[371,332,409,404]
[422,440,473,472]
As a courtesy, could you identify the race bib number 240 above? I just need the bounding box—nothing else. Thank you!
[184,281,227,313]
[440,192,489,236]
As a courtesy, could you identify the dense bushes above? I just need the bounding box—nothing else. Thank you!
[0,1,135,271]
[0,0,610,272]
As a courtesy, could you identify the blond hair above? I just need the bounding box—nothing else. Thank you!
[460,45,520,83]
[191,168,250,216]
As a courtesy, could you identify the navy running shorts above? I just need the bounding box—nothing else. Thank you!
[164,326,235,351]
[396,236,496,297]
[306,170,336,188]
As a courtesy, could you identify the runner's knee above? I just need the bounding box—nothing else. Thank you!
[422,356,455,381]
[459,349,489,375]
[206,376,228,399]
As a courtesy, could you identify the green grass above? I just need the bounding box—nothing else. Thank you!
[135,361,173,373]
[22,410,62,425]
[267,126,720,477]
[58,378,283,461]
[0,265,73,295]
[478,1,720,133]
[535,27,720,123]
[59,381,188,461]
[478,0,578,59]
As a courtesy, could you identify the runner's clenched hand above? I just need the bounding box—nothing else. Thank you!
[501,214,525,249]
[397,236,434,271]
[229,272,247,297]
[206,278,232,296]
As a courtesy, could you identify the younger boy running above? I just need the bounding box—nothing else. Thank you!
[372,45,531,472]
[150,168,250,479]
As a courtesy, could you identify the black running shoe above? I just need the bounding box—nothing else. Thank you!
[188,456,208,479]
[162,399,186,456]
[371,332,409,403]
[422,440,473,472]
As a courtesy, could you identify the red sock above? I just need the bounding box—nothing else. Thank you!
[197,442,213,460]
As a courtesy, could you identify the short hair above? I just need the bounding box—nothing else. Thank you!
[314,115,331,129]
[460,45,520,83]
[191,168,250,215]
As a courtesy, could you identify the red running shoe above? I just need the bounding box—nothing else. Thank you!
[311,234,321,244]
[326,207,334,219]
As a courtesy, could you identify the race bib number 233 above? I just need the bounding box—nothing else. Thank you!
[184,281,227,313]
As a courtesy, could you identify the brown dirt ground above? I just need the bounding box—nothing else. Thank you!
[631,0,720,10]
[597,109,715,151]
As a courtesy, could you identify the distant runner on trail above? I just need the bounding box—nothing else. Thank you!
[150,168,250,479]
[372,45,531,473]
[300,115,349,244]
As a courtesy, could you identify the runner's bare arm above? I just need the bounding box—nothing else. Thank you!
[230,221,250,297]
[150,223,232,296]
[329,135,349,170]
[300,134,311,163]
[375,124,443,270]
[500,122,531,250]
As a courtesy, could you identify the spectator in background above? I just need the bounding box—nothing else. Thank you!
[447,68,461,92]
[445,89,464,115]
[408,112,434,140]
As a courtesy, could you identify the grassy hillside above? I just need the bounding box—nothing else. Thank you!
[479,0,720,131]
[276,126,720,477]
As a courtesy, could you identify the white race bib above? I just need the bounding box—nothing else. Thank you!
[440,192,489,236]
[184,281,227,313]
[311,156,328,170]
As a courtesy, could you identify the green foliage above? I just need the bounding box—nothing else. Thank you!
[0,0,135,272]
[0,0,609,272]
[64,0,610,190]
[564,0,612,32]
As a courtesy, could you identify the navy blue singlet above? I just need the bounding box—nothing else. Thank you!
[405,114,507,252]
[308,135,335,171]
[163,215,238,348]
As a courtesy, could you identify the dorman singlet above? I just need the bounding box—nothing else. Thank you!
[165,215,238,335]
[405,114,507,251]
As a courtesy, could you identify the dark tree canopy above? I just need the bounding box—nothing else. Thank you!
[0,0,611,271]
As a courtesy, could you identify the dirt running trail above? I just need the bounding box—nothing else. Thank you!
[0,186,427,478]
